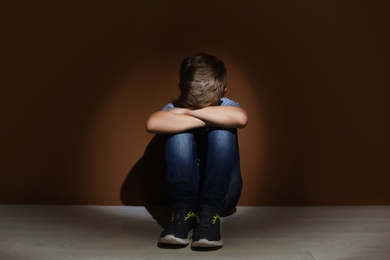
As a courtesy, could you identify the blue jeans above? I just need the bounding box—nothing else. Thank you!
[165,127,242,216]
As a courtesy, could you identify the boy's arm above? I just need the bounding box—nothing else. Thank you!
[145,105,248,134]
[145,110,207,134]
[187,106,248,129]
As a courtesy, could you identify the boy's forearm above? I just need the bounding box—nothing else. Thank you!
[187,106,248,128]
[145,111,206,134]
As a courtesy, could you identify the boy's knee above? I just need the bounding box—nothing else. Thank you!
[166,132,195,155]
[209,128,237,142]
[167,132,194,143]
[208,128,238,153]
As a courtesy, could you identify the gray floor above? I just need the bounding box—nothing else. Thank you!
[0,206,389,260]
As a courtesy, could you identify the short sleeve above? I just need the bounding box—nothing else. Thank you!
[161,103,174,111]
[220,97,240,108]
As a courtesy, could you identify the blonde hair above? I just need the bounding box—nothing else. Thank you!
[173,53,226,109]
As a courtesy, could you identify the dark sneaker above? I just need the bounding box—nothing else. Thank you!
[159,208,196,245]
[191,207,223,248]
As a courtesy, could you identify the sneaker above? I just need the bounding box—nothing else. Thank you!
[191,207,223,248]
[158,208,196,245]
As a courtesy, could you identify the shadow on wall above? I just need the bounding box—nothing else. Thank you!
[120,134,173,227]
[120,135,168,207]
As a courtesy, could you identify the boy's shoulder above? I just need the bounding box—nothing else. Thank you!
[161,103,174,111]
[220,97,240,108]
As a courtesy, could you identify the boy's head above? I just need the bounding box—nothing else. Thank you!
[174,53,227,109]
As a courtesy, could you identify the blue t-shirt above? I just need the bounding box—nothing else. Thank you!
[161,97,240,111]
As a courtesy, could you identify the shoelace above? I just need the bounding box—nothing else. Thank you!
[171,209,194,225]
[197,211,220,228]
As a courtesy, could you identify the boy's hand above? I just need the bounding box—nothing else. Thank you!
[168,108,190,115]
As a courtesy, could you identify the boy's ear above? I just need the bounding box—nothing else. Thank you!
[224,88,227,93]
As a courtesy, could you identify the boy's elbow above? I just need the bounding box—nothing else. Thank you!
[236,110,248,128]
[145,119,157,134]
[237,115,248,128]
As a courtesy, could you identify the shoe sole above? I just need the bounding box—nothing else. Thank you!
[191,238,223,247]
[158,230,193,245]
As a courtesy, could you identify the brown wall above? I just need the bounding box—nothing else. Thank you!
[1,1,389,205]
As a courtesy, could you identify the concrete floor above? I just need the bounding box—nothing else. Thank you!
[0,205,389,259]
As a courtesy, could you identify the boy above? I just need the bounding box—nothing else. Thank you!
[145,53,248,248]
